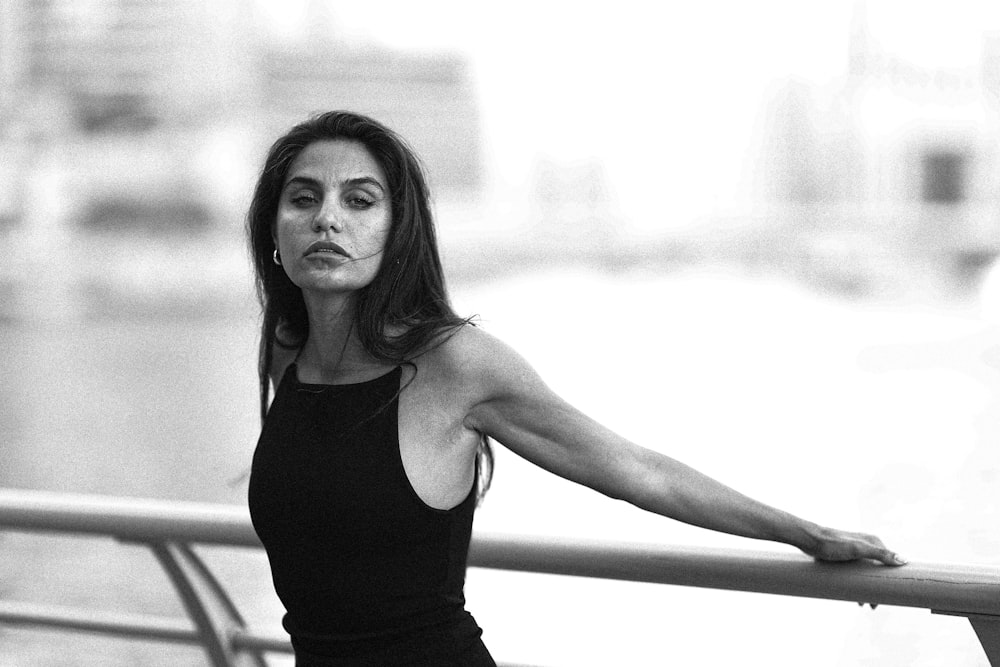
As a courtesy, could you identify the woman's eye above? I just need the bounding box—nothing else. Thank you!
[347,195,375,209]
[290,193,318,207]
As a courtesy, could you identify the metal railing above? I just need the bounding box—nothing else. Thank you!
[0,488,997,666]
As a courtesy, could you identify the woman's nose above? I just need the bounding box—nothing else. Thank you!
[312,201,343,233]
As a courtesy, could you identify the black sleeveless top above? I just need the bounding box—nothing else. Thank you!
[248,364,494,665]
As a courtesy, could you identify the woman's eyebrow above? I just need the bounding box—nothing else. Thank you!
[344,177,386,193]
[282,176,322,192]
[282,175,386,194]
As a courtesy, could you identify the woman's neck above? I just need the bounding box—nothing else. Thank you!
[299,291,375,379]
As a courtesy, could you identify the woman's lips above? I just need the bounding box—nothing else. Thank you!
[304,241,350,258]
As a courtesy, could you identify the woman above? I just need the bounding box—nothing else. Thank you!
[246,111,905,666]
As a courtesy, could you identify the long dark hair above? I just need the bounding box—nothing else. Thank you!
[246,111,492,497]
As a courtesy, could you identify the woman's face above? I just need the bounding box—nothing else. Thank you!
[273,139,392,295]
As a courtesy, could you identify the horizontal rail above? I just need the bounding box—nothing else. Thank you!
[0,601,290,652]
[0,601,197,643]
[2,489,998,617]
[0,489,258,547]
[469,533,1000,617]
[0,488,998,666]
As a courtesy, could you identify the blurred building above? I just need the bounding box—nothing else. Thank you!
[0,0,482,237]
[0,0,257,231]
[755,5,1000,294]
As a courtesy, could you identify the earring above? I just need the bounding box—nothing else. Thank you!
[273,249,282,266]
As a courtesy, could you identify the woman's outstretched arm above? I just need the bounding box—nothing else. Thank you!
[456,327,906,566]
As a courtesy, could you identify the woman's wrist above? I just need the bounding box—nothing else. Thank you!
[774,515,823,553]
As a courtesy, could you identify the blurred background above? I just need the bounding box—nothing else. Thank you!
[1,0,999,664]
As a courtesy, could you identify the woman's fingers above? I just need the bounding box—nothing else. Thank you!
[865,545,908,566]
[810,528,907,566]
[854,534,905,565]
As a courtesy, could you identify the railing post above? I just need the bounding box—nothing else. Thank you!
[147,541,267,667]
[970,617,1000,667]
[931,610,1000,666]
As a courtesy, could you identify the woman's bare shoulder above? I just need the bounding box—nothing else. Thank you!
[418,323,539,391]
[420,323,495,366]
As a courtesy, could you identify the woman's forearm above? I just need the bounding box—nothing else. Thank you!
[613,447,904,565]
[624,448,821,549]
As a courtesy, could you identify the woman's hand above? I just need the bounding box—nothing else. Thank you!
[801,526,907,566]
